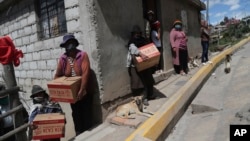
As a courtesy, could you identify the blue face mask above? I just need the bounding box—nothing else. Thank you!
[175,24,182,30]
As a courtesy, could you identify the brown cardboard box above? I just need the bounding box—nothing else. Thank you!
[32,113,65,140]
[47,76,81,103]
[134,43,160,72]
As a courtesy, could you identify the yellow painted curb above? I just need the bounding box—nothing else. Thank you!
[126,37,250,141]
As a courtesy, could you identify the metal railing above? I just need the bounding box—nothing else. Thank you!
[0,86,28,141]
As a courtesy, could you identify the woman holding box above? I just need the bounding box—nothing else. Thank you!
[127,25,156,106]
[54,34,92,136]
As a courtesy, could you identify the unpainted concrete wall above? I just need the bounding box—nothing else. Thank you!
[95,0,144,103]
[160,0,203,70]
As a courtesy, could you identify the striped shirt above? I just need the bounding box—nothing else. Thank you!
[67,57,76,77]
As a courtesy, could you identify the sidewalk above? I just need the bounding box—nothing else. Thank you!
[71,36,250,141]
[21,59,203,141]
[71,62,204,141]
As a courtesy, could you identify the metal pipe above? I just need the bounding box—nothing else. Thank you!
[0,105,24,120]
[0,86,20,97]
[0,123,29,141]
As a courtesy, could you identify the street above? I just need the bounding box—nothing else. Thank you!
[165,42,250,141]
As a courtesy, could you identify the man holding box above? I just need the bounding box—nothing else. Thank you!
[54,34,92,135]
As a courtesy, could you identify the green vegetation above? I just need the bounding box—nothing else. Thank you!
[209,19,250,52]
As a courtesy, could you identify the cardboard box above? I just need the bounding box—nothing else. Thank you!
[32,113,65,140]
[134,43,160,72]
[47,76,81,103]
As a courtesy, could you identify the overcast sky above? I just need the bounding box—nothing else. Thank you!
[201,0,250,25]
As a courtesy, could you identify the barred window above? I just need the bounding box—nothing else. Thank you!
[36,0,67,39]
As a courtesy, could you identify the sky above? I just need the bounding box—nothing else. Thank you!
[201,0,250,25]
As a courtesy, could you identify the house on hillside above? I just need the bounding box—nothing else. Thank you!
[0,0,205,139]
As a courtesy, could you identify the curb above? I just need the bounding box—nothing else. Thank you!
[125,37,250,141]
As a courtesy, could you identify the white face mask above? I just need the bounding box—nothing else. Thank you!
[33,97,45,103]
[175,24,182,30]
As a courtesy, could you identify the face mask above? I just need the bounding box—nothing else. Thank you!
[65,43,77,54]
[33,96,45,103]
[175,24,182,30]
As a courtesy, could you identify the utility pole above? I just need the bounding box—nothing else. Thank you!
[206,0,209,23]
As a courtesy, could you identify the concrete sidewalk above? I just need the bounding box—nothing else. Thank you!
[71,37,250,141]
[71,67,201,141]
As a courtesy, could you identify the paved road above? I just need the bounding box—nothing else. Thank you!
[166,42,250,141]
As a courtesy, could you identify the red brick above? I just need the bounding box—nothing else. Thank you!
[124,119,142,128]
[109,116,126,126]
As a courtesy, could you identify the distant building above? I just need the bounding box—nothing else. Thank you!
[226,18,240,27]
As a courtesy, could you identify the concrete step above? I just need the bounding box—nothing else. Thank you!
[153,69,174,84]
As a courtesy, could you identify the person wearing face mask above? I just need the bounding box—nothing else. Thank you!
[54,34,92,136]
[127,25,156,106]
[28,85,62,141]
[170,20,189,75]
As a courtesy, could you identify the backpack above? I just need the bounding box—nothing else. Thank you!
[60,50,86,75]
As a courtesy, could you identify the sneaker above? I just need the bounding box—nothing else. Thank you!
[202,62,207,66]
[159,69,163,73]
[180,70,185,75]
[207,61,213,64]
[143,99,149,106]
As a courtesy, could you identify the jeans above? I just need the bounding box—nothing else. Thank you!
[201,41,209,63]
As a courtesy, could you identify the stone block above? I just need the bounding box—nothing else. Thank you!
[30,34,38,43]
[65,6,80,20]
[24,26,32,35]
[20,18,28,27]
[11,31,18,39]
[32,52,41,61]
[41,50,51,60]
[47,60,57,70]
[22,36,30,45]
[109,116,142,128]
[42,70,53,80]
[24,78,32,86]
[37,60,47,70]
[21,62,29,70]
[34,41,43,52]
[51,48,63,59]
[67,19,80,33]
[14,38,23,47]
[34,70,43,79]
[27,14,36,25]
[109,116,126,126]
[20,70,27,78]
[29,61,38,70]
[27,70,34,78]
[65,0,79,8]
[27,44,35,53]
[123,119,142,128]
[25,53,33,62]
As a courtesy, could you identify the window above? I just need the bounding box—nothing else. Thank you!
[36,0,67,39]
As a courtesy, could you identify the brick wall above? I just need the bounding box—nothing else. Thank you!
[0,0,97,94]
[0,1,99,139]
